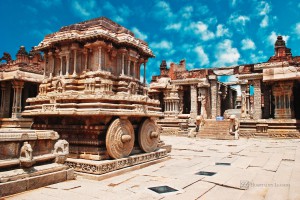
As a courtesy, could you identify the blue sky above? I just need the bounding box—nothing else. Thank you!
[1,0,300,83]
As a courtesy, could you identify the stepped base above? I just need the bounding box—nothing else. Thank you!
[240,119,300,138]
[0,163,74,197]
[65,149,168,175]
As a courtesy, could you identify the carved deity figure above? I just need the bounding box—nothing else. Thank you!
[229,115,239,140]
[188,115,205,137]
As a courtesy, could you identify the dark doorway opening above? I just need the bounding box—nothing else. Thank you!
[182,86,190,114]
[293,81,300,119]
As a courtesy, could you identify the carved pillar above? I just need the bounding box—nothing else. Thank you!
[143,62,146,85]
[59,55,63,76]
[12,81,24,118]
[127,60,131,76]
[84,48,88,71]
[0,82,6,117]
[48,52,54,77]
[121,53,125,75]
[241,83,248,119]
[209,75,217,119]
[73,49,77,76]
[178,89,184,114]
[198,88,208,119]
[133,61,136,78]
[98,47,102,71]
[43,53,47,78]
[190,85,197,121]
[253,79,262,119]
[66,53,70,76]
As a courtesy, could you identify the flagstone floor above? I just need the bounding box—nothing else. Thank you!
[6,136,300,200]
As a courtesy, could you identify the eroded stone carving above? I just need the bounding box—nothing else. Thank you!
[19,141,36,168]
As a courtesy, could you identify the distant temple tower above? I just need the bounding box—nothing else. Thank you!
[269,36,292,62]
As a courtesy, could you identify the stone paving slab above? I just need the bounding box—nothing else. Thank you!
[6,136,300,200]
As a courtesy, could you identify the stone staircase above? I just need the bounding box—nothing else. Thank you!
[197,119,234,140]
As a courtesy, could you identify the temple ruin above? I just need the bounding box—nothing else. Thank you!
[150,36,300,138]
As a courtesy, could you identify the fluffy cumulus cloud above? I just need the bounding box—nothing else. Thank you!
[257,1,271,28]
[180,6,193,19]
[185,21,215,41]
[150,40,173,50]
[194,46,209,66]
[216,24,231,37]
[132,27,148,40]
[213,39,240,67]
[165,22,182,31]
[267,31,290,46]
[228,13,250,27]
[294,23,300,38]
[153,1,174,21]
[241,38,256,50]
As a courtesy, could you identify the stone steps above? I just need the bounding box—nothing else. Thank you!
[197,119,234,140]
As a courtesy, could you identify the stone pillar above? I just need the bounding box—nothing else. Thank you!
[48,52,54,78]
[209,75,217,119]
[66,54,70,75]
[12,81,24,119]
[121,53,125,75]
[127,60,131,76]
[190,85,197,121]
[0,82,7,117]
[143,62,146,85]
[73,49,77,76]
[98,47,102,71]
[133,61,136,78]
[84,49,88,71]
[59,56,63,76]
[253,79,262,119]
[241,83,248,119]
[198,88,208,119]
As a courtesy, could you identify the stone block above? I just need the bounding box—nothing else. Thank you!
[0,179,27,197]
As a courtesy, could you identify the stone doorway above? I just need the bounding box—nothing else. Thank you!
[182,86,191,114]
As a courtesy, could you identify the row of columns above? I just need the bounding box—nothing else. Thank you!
[164,100,179,112]
[45,44,145,81]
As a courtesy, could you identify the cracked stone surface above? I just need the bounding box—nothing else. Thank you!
[6,136,300,200]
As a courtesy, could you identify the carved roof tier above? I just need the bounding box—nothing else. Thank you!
[35,17,154,57]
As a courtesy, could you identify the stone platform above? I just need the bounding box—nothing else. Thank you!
[0,163,74,197]
[65,149,168,176]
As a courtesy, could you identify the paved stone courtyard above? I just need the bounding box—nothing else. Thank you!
[6,136,300,200]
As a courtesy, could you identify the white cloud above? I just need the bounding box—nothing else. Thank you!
[231,0,237,7]
[260,15,269,28]
[228,14,250,27]
[132,27,148,40]
[216,24,231,37]
[180,6,193,19]
[194,46,209,66]
[150,40,173,50]
[257,1,271,16]
[250,50,268,63]
[294,23,300,38]
[213,39,240,67]
[153,1,174,20]
[268,31,290,46]
[165,22,182,31]
[185,21,215,41]
[241,38,256,50]
[35,0,61,7]
[72,0,97,18]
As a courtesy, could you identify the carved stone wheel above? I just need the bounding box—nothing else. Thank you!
[138,119,160,153]
[105,118,135,159]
